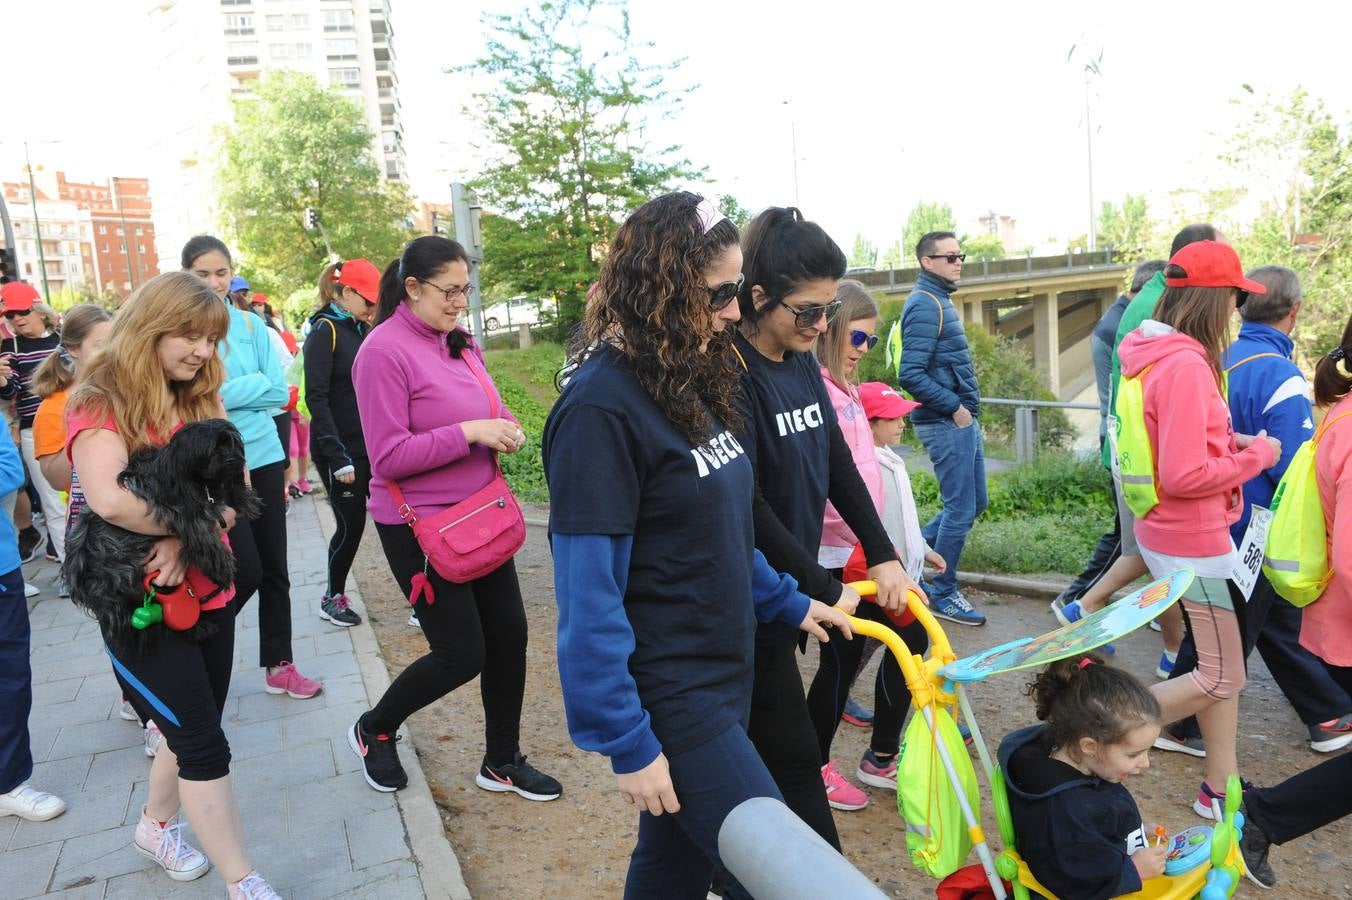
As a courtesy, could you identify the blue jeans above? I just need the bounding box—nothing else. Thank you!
[0,565,33,794]
[625,723,784,899]
[913,418,988,601]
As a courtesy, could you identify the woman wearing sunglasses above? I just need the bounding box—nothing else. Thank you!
[544,192,849,897]
[731,208,919,849]
[348,236,561,801]
[301,258,378,628]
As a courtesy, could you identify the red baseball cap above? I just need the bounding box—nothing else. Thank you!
[0,282,40,313]
[859,382,921,419]
[1164,241,1267,294]
[250,292,268,306]
[334,258,380,303]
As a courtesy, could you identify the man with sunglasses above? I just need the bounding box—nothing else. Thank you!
[895,231,987,626]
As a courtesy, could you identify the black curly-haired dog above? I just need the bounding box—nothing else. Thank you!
[64,418,261,653]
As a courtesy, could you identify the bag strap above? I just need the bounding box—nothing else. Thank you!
[1225,352,1282,373]
[913,290,945,333]
[1314,410,1352,446]
[326,318,337,352]
[388,347,503,526]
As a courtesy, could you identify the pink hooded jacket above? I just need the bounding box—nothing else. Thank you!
[1117,323,1275,558]
[1303,393,1352,666]
[819,367,884,552]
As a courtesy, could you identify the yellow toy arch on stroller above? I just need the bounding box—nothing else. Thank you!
[840,571,1250,900]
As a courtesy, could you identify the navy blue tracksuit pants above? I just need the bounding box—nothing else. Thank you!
[0,564,33,794]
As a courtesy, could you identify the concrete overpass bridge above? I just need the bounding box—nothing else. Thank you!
[851,250,1132,400]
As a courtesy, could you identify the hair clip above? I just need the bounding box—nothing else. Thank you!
[695,198,727,235]
[1078,658,1095,670]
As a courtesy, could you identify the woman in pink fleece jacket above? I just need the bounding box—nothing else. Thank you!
[1116,241,1279,818]
[1303,316,1352,693]
[347,236,562,802]
[806,281,930,811]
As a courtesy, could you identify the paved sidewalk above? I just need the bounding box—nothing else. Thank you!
[2,491,466,899]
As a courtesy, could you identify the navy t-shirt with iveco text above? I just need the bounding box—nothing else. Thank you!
[543,344,760,758]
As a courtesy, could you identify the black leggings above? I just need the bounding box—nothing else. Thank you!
[229,460,292,667]
[366,522,528,763]
[107,601,236,781]
[273,412,291,467]
[314,457,370,598]
[806,602,927,761]
[746,635,841,851]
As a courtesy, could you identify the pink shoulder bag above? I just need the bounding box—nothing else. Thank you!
[386,350,526,587]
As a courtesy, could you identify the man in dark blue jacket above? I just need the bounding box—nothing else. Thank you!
[896,232,986,625]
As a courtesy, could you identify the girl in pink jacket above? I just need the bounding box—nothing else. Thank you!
[1116,241,1279,819]
[807,281,930,812]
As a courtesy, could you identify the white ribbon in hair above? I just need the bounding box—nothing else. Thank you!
[695,198,728,235]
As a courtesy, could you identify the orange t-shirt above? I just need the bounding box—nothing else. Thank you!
[66,406,235,611]
[33,389,68,459]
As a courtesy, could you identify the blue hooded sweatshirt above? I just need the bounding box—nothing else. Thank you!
[219,304,289,471]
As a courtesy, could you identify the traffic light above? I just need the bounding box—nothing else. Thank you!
[0,248,11,283]
[303,207,320,230]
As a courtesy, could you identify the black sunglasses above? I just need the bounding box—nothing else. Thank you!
[926,253,966,264]
[782,299,842,330]
[850,329,879,350]
[701,273,744,311]
[3,310,31,320]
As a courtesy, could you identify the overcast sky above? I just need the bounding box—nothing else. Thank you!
[8,0,1350,255]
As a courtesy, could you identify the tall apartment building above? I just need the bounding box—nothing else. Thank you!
[1,184,95,300]
[144,0,406,270]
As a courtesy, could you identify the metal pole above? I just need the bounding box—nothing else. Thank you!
[113,178,138,290]
[24,143,49,301]
[790,119,800,208]
[451,182,484,338]
[1084,73,1096,253]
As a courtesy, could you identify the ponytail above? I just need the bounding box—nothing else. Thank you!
[376,237,472,357]
[1024,653,1160,759]
[1314,312,1352,407]
[738,206,846,330]
[31,303,113,399]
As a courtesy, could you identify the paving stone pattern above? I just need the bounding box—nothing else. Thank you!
[2,494,426,898]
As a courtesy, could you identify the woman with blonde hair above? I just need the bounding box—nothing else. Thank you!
[66,272,282,898]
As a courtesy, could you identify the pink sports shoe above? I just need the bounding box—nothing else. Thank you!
[264,662,322,699]
[821,760,869,811]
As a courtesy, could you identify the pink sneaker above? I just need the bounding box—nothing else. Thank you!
[821,760,869,811]
[297,479,313,495]
[134,808,210,881]
[264,662,323,699]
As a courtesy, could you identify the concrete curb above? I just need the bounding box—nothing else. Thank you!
[311,491,473,900]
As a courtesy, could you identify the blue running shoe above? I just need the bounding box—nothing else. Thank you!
[932,591,986,627]
[841,697,873,728]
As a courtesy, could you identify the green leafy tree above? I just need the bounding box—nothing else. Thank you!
[961,233,1005,261]
[1096,194,1152,260]
[718,195,752,230]
[215,70,413,297]
[901,201,957,264]
[463,0,703,335]
[848,233,877,268]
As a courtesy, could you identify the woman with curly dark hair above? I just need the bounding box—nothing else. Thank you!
[543,191,850,898]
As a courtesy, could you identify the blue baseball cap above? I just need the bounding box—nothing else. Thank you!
[229,276,249,292]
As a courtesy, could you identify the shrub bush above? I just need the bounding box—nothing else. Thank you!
[855,294,1073,451]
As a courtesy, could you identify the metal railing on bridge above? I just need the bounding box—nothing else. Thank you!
[850,249,1121,292]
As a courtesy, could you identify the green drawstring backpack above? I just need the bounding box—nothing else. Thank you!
[1263,411,1352,606]
[896,705,979,879]
[1113,363,1160,518]
[288,320,336,420]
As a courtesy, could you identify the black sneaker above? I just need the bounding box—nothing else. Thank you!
[44,533,57,562]
[1238,801,1276,889]
[475,753,561,801]
[347,716,407,792]
[1153,728,1206,758]
[319,594,362,627]
[17,526,42,563]
[1308,713,1352,753]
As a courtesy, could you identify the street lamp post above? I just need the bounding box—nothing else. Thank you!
[112,176,140,290]
[1068,44,1103,254]
[24,142,49,301]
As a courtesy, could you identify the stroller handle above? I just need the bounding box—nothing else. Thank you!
[841,581,958,709]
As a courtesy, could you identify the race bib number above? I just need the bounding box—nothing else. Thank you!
[1231,505,1272,600]
[1106,414,1122,481]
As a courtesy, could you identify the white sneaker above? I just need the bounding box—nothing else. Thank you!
[230,870,283,899]
[133,809,209,881]
[118,698,139,722]
[408,612,420,627]
[23,581,39,598]
[144,721,165,758]
[0,783,67,821]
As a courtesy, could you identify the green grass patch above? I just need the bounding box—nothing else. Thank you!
[482,343,563,504]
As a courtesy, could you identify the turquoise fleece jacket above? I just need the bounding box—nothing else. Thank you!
[220,304,288,470]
